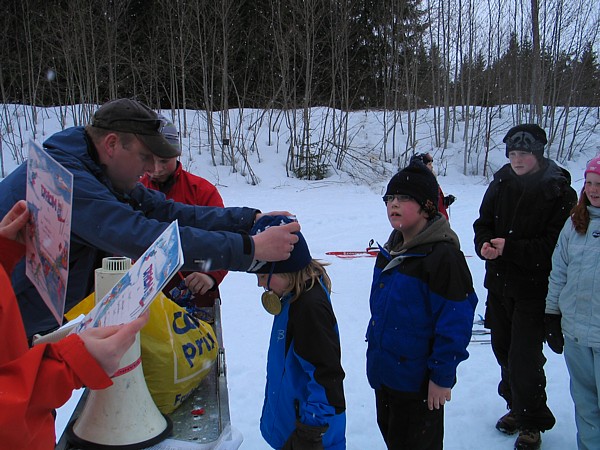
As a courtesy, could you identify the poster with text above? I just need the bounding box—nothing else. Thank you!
[74,220,183,333]
[25,141,73,326]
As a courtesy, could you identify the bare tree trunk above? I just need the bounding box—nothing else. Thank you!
[330,0,351,171]
[219,1,233,169]
[545,0,565,150]
[19,0,39,138]
[190,2,218,166]
[529,0,543,123]
[426,1,440,149]
[461,0,475,176]
[451,0,463,145]
[441,0,451,149]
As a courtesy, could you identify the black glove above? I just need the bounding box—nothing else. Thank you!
[443,194,456,207]
[544,314,564,354]
[282,421,329,450]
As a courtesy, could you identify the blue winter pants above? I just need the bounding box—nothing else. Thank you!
[564,336,600,450]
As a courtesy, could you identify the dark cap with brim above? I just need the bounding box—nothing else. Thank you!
[247,215,312,274]
[91,98,179,158]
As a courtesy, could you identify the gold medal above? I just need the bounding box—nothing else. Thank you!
[261,290,282,315]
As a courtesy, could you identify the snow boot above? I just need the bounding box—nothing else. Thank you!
[514,429,541,450]
[496,411,518,435]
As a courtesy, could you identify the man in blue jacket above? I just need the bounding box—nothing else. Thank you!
[0,98,300,339]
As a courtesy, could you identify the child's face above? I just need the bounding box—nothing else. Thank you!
[256,273,289,296]
[585,172,600,208]
[147,156,178,183]
[385,195,428,239]
[508,151,540,176]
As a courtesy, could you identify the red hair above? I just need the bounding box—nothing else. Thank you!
[571,187,590,234]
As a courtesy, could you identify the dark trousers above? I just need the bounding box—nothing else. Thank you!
[375,386,444,450]
[485,292,556,431]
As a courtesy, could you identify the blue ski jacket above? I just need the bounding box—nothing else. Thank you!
[366,216,478,394]
[260,280,346,449]
[0,127,258,337]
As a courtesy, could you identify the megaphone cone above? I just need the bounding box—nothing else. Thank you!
[65,257,172,448]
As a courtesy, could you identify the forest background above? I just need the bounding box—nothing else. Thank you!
[2,2,600,447]
[1,0,599,182]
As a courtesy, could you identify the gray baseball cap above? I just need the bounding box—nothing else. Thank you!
[158,114,182,156]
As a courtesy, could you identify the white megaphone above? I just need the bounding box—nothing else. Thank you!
[65,257,172,449]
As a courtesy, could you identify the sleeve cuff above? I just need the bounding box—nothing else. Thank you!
[241,232,253,255]
[56,334,112,390]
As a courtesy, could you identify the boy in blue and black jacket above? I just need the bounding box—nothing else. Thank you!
[366,161,477,449]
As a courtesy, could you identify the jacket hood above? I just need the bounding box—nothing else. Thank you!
[494,158,573,200]
[588,205,600,219]
[495,158,571,184]
[43,127,102,177]
[385,214,460,255]
[539,159,572,187]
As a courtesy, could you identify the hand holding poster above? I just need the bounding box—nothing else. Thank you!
[74,220,184,333]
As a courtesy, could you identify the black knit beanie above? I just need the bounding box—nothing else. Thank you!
[384,161,439,210]
[410,152,433,165]
[503,124,547,158]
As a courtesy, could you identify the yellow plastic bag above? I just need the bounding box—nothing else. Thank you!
[65,292,218,414]
[64,293,95,321]
[140,293,219,414]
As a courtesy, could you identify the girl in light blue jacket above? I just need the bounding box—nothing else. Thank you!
[545,155,600,450]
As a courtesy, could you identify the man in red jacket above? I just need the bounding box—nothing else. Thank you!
[0,200,148,450]
[140,116,227,309]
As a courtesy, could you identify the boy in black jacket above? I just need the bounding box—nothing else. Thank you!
[473,124,577,450]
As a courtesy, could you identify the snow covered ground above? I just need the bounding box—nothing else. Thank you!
[2,105,591,449]
[217,175,579,450]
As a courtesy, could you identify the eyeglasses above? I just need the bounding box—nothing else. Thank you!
[382,194,413,204]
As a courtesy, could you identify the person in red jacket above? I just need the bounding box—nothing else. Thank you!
[0,200,149,450]
[411,153,456,220]
[140,116,227,310]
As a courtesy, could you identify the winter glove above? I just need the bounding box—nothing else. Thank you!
[544,314,564,354]
[443,194,456,207]
[282,421,329,450]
